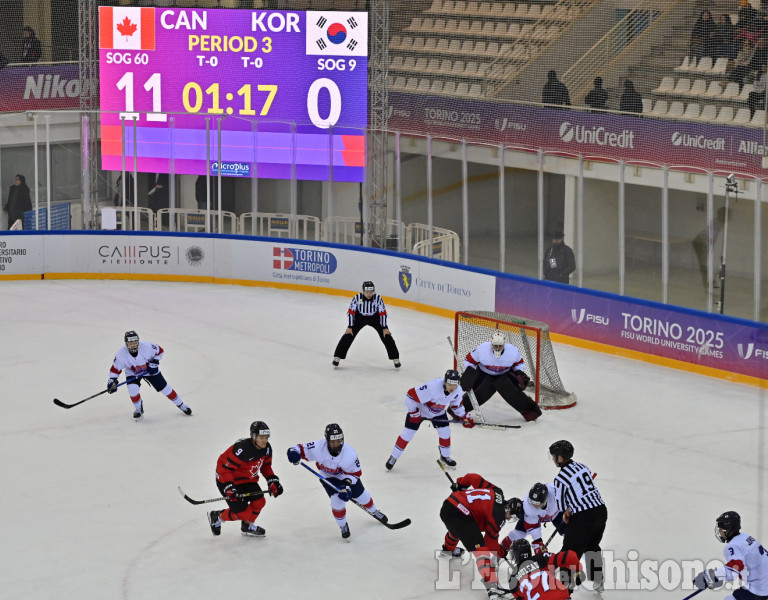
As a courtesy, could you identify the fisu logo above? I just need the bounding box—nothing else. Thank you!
[571,308,609,325]
[737,343,754,359]
[571,308,586,324]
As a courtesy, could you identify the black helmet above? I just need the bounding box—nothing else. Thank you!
[529,483,549,508]
[124,330,140,356]
[715,511,741,543]
[505,497,524,520]
[362,281,375,292]
[549,440,574,461]
[444,369,460,387]
[325,423,344,456]
[250,420,270,438]
[510,539,533,565]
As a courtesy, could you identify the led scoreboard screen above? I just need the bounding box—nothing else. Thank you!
[98,7,368,181]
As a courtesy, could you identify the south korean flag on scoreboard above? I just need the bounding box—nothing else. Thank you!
[306,11,368,57]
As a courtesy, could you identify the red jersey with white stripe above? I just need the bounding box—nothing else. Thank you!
[290,440,363,485]
[715,532,768,595]
[512,551,581,600]
[464,342,525,376]
[109,341,163,378]
[447,473,508,555]
[406,377,467,419]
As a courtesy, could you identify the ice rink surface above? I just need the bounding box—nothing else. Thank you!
[2,279,766,600]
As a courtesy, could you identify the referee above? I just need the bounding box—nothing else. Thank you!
[332,281,401,369]
[549,439,607,593]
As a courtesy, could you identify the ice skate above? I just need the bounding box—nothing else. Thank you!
[385,455,397,470]
[240,521,266,537]
[393,359,401,369]
[438,455,457,469]
[332,357,340,368]
[440,545,465,557]
[340,522,350,540]
[177,402,192,415]
[207,510,222,536]
[133,403,144,421]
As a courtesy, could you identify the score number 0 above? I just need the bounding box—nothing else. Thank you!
[115,72,343,129]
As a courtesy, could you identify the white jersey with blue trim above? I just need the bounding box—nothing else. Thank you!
[464,341,525,376]
[292,439,363,485]
[405,377,466,419]
[715,532,768,595]
[109,341,163,378]
[520,483,560,540]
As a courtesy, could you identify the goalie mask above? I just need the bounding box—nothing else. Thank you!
[491,332,506,357]
[715,511,741,543]
[124,331,140,356]
[325,423,344,456]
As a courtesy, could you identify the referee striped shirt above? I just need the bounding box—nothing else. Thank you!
[553,460,604,514]
[347,293,389,328]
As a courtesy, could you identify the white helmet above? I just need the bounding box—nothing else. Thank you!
[491,332,505,357]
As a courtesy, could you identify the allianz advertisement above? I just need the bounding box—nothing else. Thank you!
[495,277,768,381]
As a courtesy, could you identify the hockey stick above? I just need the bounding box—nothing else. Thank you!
[446,336,486,423]
[447,419,521,430]
[682,590,704,600]
[436,458,456,486]
[177,486,266,506]
[53,377,139,409]
[299,461,411,530]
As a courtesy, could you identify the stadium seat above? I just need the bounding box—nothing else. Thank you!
[694,56,713,73]
[490,3,504,17]
[642,97,653,113]
[423,18,436,32]
[683,103,701,119]
[531,25,548,40]
[466,61,479,75]
[494,22,508,36]
[482,21,496,35]
[713,106,734,123]
[733,107,752,124]
[437,38,450,51]
[399,36,413,49]
[466,1,480,15]
[440,58,453,72]
[502,3,516,17]
[413,37,426,50]
[652,76,675,94]
[474,41,487,54]
[433,19,446,32]
[461,39,474,53]
[711,57,728,74]
[519,23,534,38]
[737,84,754,102]
[424,38,437,51]
[698,104,718,121]
[430,80,444,94]
[403,56,416,70]
[540,5,554,18]
[426,0,444,13]
[405,77,419,91]
[427,58,440,72]
[672,78,692,95]
[446,19,459,31]
[470,21,484,34]
[390,35,402,48]
[443,0,456,11]
[393,76,406,90]
[417,78,432,92]
[468,83,483,96]
[687,79,707,97]
[721,81,740,98]
[703,81,724,98]
[650,100,668,116]
[528,4,541,17]
[409,17,423,31]
[458,20,470,33]
[487,41,500,56]
[390,55,404,69]
[443,80,457,95]
[453,1,466,12]
[498,43,512,56]
[515,4,529,18]
[452,60,466,74]
[479,2,492,14]
[448,39,462,52]
[477,62,489,76]
[667,101,685,117]
[673,56,693,72]
[456,81,470,95]
[750,109,766,126]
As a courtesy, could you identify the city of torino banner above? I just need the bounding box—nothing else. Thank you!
[388,92,768,177]
[495,277,768,382]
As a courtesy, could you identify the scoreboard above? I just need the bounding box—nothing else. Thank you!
[98,7,368,182]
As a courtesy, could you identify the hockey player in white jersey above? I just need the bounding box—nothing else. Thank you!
[107,331,191,421]
[384,369,474,472]
[287,423,386,540]
[461,332,542,422]
[694,511,768,600]
[501,482,565,555]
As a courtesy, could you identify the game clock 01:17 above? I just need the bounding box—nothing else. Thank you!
[98,6,368,182]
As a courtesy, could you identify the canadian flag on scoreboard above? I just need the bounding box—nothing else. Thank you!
[99,6,155,51]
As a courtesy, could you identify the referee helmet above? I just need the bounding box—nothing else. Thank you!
[549,440,574,461]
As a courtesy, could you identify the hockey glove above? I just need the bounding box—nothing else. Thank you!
[337,486,351,502]
[286,447,301,465]
[512,370,530,390]
[407,411,422,425]
[461,415,475,429]
[223,483,238,500]
[694,569,721,591]
[107,378,119,394]
[531,539,547,555]
[500,536,512,553]
[146,360,160,376]
[266,477,283,497]
[450,481,469,492]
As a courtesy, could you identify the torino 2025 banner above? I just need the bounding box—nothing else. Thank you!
[98,6,368,181]
[388,92,768,177]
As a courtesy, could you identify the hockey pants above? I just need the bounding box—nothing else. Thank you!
[460,369,541,421]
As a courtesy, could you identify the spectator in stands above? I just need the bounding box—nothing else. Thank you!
[619,79,643,114]
[542,70,571,107]
[543,231,575,285]
[737,0,758,35]
[195,175,218,210]
[584,77,608,112]
[3,174,32,230]
[713,14,738,59]
[690,9,715,58]
[148,173,169,228]
[113,173,134,207]
[749,62,767,116]
[729,38,757,86]
[21,26,42,63]
[748,35,768,71]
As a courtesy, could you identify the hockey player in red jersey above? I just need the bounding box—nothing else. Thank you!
[439,473,517,600]
[507,539,583,600]
[207,421,284,537]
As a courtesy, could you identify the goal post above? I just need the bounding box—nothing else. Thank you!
[454,311,577,410]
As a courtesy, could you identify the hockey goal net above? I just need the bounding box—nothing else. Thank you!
[454,311,577,410]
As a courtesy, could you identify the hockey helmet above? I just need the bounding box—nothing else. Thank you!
[505,497,524,520]
[529,483,549,509]
[549,440,574,461]
[124,330,140,356]
[250,420,270,447]
[510,539,533,565]
[491,332,505,357]
[715,511,741,543]
[444,369,461,388]
[362,281,375,293]
[325,423,344,456]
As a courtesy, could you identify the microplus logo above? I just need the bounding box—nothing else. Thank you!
[671,132,725,150]
[558,122,635,148]
[571,308,609,325]
[737,343,768,360]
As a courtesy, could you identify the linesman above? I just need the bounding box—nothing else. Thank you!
[549,439,607,593]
